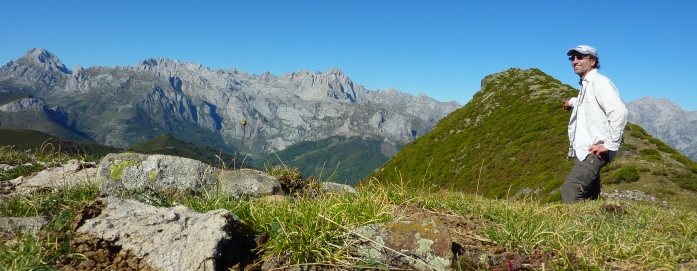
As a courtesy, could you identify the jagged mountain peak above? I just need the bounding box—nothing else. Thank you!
[19,48,71,74]
[626,97,697,161]
[136,58,206,71]
[631,97,687,112]
[327,67,345,76]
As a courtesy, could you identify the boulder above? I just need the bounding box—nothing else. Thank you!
[347,219,452,271]
[217,169,284,198]
[97,153,220,196]
[66,197,240,271]
[96,153,284,199]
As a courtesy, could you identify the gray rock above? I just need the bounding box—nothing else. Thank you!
[96,153,220,196]
[600,189,658,203]
[347,219,452,271]
[0,98,45,112]
[71,197,238,271]
[217,168,283,198]
[0,216,50,239]
[9,160,97,195]
[321,182,357,194]
[97,153,284,199]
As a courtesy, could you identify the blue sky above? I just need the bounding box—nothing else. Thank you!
[2,1,696,111]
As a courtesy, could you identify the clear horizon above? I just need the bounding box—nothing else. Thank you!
[1,0,696,111]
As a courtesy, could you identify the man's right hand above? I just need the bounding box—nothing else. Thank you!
[563,100,572,111]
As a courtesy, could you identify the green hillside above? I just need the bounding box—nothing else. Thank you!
[254,136,392,186]
[128,133,241,168]
[366,68,697,207]
[0,128,121,159]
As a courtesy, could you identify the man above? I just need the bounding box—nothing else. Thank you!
[561,45,628,203]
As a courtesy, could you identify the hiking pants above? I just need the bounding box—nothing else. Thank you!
[561,154,609,203]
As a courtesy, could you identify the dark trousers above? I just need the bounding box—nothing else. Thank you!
[561,153,609,203]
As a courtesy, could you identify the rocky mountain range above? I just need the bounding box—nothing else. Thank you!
[626,97,697,161]
[0,48,460,154]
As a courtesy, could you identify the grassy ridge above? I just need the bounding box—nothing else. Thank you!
[366,68,697,207]
[366,68,577,199]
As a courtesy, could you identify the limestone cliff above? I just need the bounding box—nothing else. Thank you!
[0,48,460,153]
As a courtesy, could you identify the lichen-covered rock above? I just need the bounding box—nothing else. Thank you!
[97,153,284,200]
[66,197,238,271]
[97,153,221,196]
[347,219,452,271]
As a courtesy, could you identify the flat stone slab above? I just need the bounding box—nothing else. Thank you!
[9,160,97,195]
[69,197,239,271]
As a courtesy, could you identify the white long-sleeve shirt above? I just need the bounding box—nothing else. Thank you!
[567,69,628,161]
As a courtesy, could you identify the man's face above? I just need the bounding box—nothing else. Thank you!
[569,53,595,78]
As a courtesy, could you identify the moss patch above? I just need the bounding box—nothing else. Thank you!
[148,170,157,180]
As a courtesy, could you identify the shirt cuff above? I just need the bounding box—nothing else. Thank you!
[604,141,620,151]
[569,97,578,107]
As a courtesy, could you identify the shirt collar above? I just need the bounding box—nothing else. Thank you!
[580,69,599,85]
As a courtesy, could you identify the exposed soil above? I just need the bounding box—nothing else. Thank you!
[387,203,575,271]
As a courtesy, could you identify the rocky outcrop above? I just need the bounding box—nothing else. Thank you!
[0,98,45,112]
[626,97,697,161]
[65,197,241,271]
[0,48,460,154]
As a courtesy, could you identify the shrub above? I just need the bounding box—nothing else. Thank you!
[648,137,663,146]
[670,172,697,191]
[620,143,637,151]
[655,188,676,195]
[627,124,650,140]
[639,149,663,162]
[657,144,678,154]
[601,163,621,173]
[670,153,694,166]
[630,130,647,140]
[607,166,640,184]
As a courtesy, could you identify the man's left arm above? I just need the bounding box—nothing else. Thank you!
[595,79,628,151]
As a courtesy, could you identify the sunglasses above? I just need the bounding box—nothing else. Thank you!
[568,55,591,61]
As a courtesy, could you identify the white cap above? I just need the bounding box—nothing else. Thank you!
[566,45,598,57]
